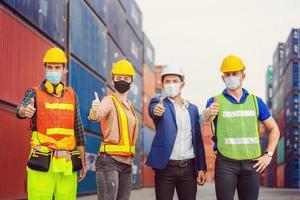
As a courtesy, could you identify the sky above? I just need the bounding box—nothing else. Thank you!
[137,0,300,110]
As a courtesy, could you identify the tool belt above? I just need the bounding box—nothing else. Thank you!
[168,158,194,168]
[27,148,83,172]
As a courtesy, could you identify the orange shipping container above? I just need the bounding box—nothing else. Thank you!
[142,156,155,187]
[0,6,59,106]
[276,164,285,188]
[143,63,156,98]
[206,156,216,182]
[143,94,155,130]
[202,122,216,181]
[0,105,31,199]
[155,65,163,90]
[202,122,215,156]
[260,169,268,187]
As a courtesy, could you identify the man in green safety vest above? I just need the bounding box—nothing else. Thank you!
[203,55,280,200]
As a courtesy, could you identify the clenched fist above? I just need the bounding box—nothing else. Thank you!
[19,98,36,118]
[153,97,165,117]
[89,91,101,120]
[203,102,219,122]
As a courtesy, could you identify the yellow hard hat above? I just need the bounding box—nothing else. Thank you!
[220,55,246,73]
[111,59,136,77]
[43,47,67,64]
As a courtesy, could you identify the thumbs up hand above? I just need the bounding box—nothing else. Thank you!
[24,98,36,118]
[89,92,101,121]
[94,91,100,103]
[153,97,165,117]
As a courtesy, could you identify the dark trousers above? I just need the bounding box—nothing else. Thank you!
[215,154,260,200]
[154,160,197,200]
[96,154,132,200]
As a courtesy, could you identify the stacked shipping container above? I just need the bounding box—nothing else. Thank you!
[202,122,216,182]
[264,28,300,188]
[141,34,156,187]
[0,6,58,199]
[0,0,157,198]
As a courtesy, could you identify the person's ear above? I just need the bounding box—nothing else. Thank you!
[180,82,185,89]
[221,75,225,82]
[242,73,246,79]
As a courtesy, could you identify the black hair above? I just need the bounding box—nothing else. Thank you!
[161,74,184,83]
[44,63,66,68]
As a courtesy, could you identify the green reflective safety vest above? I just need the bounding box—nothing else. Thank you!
[216,94,261,160]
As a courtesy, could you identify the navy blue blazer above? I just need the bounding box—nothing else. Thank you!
[145,97,207,176]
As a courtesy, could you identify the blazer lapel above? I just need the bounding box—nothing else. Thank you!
[187,105,195,137]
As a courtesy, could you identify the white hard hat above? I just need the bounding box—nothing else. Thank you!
[160,65,185,81]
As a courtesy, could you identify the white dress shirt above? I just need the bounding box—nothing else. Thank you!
[169,98,195,160]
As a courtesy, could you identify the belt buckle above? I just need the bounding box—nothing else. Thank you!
[179,160,188,168]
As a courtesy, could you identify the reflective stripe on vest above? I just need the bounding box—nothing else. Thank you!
[216,94,261,160]
[99,95,138,156]
[33,86,76,151]
[45,103,74,110]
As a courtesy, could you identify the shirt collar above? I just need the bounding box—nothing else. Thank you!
[222,88,249,104]
[167,97,189,108]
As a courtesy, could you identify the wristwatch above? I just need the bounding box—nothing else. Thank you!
[265,151,273,158]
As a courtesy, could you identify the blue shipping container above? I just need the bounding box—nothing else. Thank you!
[85,0,108,24]
[106,0,127,53]
[69,58,106,134]
[143,126,155,156]
[285,29,300,61]
[285,127,300,160]
[260,134,268,153]
[285,158,300,188]
[284,92,300,128]
[143,33,155,71]
[272,43,286,90]
[120,0,143,41]
[128,72,142,112]
[125,24,143,74]
[132,149,142,188]
[135,111,143,150]
[3,0,66,46]
[272,81,284,115]
[78,132,101,194]
[70,0,107,78]
[283,60,300,99]
[106,35,126,79]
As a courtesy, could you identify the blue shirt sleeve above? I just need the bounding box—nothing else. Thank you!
[256,96,271,121]
[205,97,215,108]
[205,97,218,151]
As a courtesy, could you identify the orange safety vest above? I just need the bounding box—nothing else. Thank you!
[33,86,76,151]
[99,95,138,156]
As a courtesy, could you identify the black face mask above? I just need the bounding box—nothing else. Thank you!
[114,80,131,93]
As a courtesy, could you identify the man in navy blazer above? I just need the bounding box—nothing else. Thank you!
[145,66,207,200]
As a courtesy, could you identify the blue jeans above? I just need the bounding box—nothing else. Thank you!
[96,154,132,200]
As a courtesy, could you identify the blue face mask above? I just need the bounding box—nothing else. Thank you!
[46,71,62,85]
